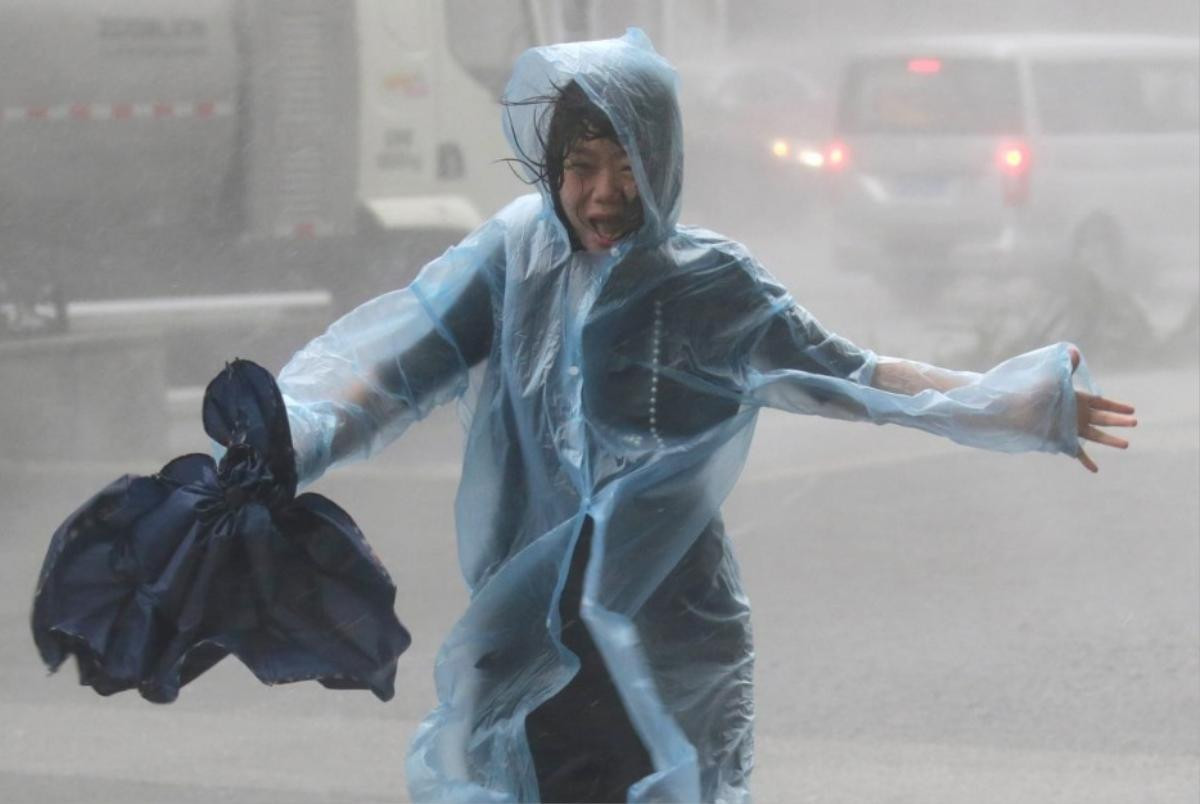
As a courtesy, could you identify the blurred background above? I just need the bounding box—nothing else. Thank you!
[1,1,1196,801]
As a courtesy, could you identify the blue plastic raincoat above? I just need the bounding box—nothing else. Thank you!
[276,29,1091,803]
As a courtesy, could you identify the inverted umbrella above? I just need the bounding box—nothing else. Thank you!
[31,359,410,703]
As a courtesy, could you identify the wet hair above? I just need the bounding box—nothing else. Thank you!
[504,81,643,249]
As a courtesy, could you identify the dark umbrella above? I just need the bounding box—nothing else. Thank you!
[31,359,410,703]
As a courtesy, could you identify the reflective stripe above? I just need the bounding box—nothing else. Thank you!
[0,100,233,123]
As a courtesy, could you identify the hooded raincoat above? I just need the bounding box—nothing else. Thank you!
[275,29,1090,803]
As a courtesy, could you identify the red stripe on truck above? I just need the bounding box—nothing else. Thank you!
[2,100,233,124]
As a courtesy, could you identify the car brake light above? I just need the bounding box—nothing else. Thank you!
[825,140,849,171]
[996,140,1030,175]
[907,58,942,75]
[996,140,1031,205]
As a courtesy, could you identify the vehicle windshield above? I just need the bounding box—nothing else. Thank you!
[839,56,1023,135]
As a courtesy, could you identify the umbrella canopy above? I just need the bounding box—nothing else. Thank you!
[31,359,410,703]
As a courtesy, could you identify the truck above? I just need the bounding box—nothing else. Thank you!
[0,0,534,322]
[0,1,735,366]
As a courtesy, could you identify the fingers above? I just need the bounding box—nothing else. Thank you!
[1089,410,1138,428]
[1077,447,1098,473]
[1092,396,1136,416]
[1081,425,1129,449]
[1068,345,1081,371]
[1077,390,1136,416]
[1073,383,1135,473]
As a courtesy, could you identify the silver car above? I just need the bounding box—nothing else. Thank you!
[827,35,1199,349]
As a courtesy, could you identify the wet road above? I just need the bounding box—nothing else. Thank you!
[2,358,1196,802]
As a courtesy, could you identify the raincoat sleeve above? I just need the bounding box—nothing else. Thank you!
[277,218,503,486]
[742,263,1091,458]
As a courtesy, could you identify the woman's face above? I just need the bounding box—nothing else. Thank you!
[559,137,641,252]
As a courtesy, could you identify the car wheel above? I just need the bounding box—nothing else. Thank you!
[975,222,1153,365]
[1070,220,1124,292]
[1035,220,1153,362]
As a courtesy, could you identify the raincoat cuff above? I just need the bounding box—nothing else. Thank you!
[850,349,879,387]
[1055,341,1091,458]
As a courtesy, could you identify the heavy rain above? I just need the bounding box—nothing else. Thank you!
[2,1,1197,801]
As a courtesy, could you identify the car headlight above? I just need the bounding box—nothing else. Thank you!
[797,148,825,168]
[769,138,825,170]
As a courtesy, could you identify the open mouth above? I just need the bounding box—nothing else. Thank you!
[585,202,644,246]
[589,217,628,243]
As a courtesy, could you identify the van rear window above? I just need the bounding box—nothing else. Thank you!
[839,57,1023,135]
[1032,59,1199,134]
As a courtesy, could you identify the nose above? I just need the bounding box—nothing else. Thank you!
[591,166,624,205]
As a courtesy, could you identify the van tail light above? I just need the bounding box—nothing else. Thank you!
[825,140,850,172]
[996,139,1031,206]
[823,140,850,203]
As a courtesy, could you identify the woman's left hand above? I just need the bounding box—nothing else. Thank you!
[1069,346,1136,473]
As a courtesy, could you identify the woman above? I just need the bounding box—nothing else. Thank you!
[274,29,1135,802]
[34,29,1135,803]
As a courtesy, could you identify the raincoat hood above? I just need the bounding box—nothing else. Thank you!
[502,28,684,247]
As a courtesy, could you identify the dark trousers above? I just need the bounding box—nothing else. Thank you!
[526,519,654,803]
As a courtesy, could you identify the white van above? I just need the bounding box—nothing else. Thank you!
[826,35,1199,326]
